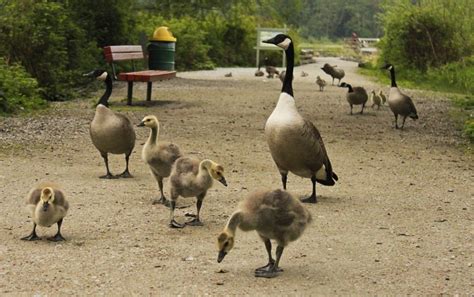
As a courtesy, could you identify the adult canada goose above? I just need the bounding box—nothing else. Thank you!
[168,158,227,228]
[339,82,368,115]
[217,189,311,278]
[378,90,387,105]
[137,115,182,205]
[381,64,418,129]
[224,72,232,78]
[21,182,69,241]
[321,63,345,85]
[84,69,136,178]
[370,90,381,110]
[316,76,326,92]
[263,34,338,204]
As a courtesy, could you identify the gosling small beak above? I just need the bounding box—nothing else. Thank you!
[218,177,227,187]
[137,121,145,127]
[217,250,227,263]
[42,202,49,212]
[83,70,95,77]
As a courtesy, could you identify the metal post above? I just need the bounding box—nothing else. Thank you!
[146,82,152,101]
[127,81,133,105]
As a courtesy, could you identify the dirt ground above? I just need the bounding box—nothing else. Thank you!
[0,57,472,296]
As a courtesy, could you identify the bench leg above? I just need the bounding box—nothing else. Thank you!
[146,82,152,101]
[127,81,133,105]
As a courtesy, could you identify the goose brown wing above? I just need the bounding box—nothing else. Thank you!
[53,189,69,210]
[303,120,336,179]
[27,189,41,205]
[404,94,418,115]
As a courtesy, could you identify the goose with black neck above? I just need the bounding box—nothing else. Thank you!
[263,34,338,204]
[84,69,136,179]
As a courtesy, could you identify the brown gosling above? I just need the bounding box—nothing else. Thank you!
[370,90,382,110]
[137,115,182,205]
[316,75,326,92]
[22,182,69,241]
[378,89,387,105]
[169,158,227,228]
[217,189,312,278]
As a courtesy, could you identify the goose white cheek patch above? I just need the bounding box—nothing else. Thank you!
[388,65,393,71]
[278,38,291,50]
[98,72,108,81]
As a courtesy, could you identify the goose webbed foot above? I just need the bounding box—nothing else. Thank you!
[152,197,170,207]
[99,173,118,179]
[254,265,282,278]
[47,233,66,242]
[21,232,41,241]
[255,261,283,272]
[169,219,185,228]
[185,218,203,226]
[301,195,317,203]
[117,170,133,178]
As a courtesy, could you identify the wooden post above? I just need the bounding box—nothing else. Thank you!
[127,81,133,105]
[146,82,152,101]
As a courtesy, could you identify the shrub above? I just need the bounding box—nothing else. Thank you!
[0,58,46,114]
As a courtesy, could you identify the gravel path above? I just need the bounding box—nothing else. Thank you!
[0,58,472,295]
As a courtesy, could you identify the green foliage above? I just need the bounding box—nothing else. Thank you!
[0,58,46,114]
[452,95,474,143]
[0,0,100,100]
[379,0,473,71]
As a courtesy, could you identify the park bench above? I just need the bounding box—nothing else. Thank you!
[103,45,176,105]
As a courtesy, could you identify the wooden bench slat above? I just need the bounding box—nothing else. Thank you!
[105,52,144,62]
[118,70,176,82]
[104,45,143,53]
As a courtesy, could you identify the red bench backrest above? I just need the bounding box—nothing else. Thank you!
[103,45,144,63]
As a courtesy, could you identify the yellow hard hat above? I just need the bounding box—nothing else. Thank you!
[151,26,177,42]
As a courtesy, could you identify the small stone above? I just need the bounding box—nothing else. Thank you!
[183,256,194,261]
[216,282,224,286]
[448,189,454,192]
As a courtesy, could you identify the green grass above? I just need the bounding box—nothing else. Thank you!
[299,38,348,57]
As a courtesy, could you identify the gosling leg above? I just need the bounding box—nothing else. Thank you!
[99,152,116,179]
[301,175,317,203]
[21,223,40,241]
[255,238,283,272]
[350,104,353,115]
[48,219,66,242]
[169,199,184,228]
[360,103,365,114]
[152,176,170,206]
[118,153,133,178]
[186,195,204,226]
[255,245,284,278]
[280,173,288,190]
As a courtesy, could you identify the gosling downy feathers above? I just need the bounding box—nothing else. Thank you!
[217,189,311,278]
[22,182,69,241]
[321,63,345,85]
[339,82,368,115]
[378,90,387,105]
[137,115,182,205]
[85,69,136,179]
[316,75,326,92]
[381,64,418,129]
[169,158,227,228]
[370,90,381,110]
[263,34,338,204]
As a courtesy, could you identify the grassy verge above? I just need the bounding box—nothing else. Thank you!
[359,60,474,143]
[299,38,350,57]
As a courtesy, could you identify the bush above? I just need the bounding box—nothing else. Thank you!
[0,0,101,100]
[0,58,46,114]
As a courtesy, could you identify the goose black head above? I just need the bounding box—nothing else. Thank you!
[83,69,109,81]
[339,82,349,88]
[263,34,292,50]
[380,63,394,71]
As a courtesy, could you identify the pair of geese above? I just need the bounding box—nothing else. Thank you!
[21,34,415,279]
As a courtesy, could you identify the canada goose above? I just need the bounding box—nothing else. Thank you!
[137,115,182,205]
[279,71,286,83]
[84,69,136,179]
[217,189,311,278]
[370,90,381,110]
[339,82,368,115]
[264,57,279,78]
[381,64,418,129]
[378,90,387,105]
[224,72,232,78]
[168,158,227,228]
[21,182,69,241]
[263,34,338,204]
[321,63,345,85]
[316,76,326,92]
[301,71,308,77]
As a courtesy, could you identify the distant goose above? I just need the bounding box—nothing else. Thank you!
[84,69,136,178]
[264,57,280,78]
[321,63,345,85]
[22,182,69,241]
[217,189,311,278]
[137,115,182,205]
[381,64,418,129]
[339,82,368,115]
[224,72,232,77]
[263,34,338,203]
